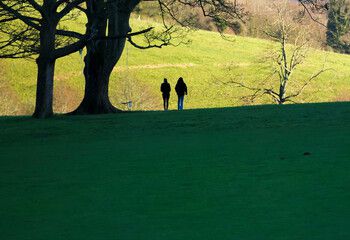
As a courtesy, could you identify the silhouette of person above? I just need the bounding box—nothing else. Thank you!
[160,78,171,110]
[175,77,187,110]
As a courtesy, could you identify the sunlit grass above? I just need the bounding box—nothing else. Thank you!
[1,17,350,115]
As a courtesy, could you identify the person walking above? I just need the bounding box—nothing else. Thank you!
[160,78,171,110]
[175,77,187,110]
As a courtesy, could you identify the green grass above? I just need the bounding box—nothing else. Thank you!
[1,102,350,239]
[1,17,350,115]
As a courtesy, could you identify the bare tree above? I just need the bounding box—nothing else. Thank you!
[226,1,328,105]
[0,0,87,118]
[114,72,160,111]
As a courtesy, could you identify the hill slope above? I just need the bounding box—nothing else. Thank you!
[1,18,350,115]
[1,103,350,239]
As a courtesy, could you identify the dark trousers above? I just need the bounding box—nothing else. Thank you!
[163,94,170,110]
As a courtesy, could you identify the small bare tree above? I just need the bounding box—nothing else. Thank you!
[114,72,160,111]
[227,1,328,105]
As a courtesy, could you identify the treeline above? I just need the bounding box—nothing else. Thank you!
[136,0,350,52]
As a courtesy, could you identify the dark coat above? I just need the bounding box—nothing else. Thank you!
[161,82,171,96]
[175,81,187,96]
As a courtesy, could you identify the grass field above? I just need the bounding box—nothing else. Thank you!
[1,102,350,239]
[1,17,350,115]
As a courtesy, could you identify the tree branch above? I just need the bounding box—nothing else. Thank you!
[0,1,41,30]
[57,0,85,19]
[57,29,85,39]
[298,0,327,27]
[54,37,87,59]
[26,0,42,13]
[128,37,168,49]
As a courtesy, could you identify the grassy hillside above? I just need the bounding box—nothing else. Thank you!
[1,18,350,115]
[1,102,350,239]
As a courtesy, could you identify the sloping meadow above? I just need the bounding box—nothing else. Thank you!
[1,17,350,115]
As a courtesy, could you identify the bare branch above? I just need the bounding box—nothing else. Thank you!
[285,67,332,100]
[54,37,87,59]
[298,0,327,27]
[26,0,42,13]
[128,37,168,49]
[0,1,41,30]
[57,29,85,39]
[57,0,85,19]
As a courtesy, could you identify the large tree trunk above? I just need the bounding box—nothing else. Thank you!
[32,15,57,118]
[72,0,136,115]
[33,57,56,118]
[72,41,125,114]
[72,31,127,114]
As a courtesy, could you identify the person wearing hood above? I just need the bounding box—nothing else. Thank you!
[175,77,188,110]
